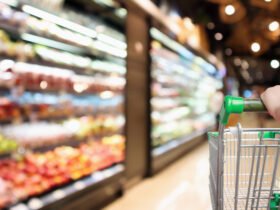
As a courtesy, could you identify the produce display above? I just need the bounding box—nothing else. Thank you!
[150,33,222,147]
[0,115,124,151]
[0,60,125,94]
[0,1,126,209]
[0,135,125,209]
[0,93,123,123]
[0,30,126,75]
[0,134,17,154]
[0,3,126,58]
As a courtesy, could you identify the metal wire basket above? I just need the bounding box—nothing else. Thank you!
[209,96,280,210]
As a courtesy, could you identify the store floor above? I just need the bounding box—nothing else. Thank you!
[104,141,211,210]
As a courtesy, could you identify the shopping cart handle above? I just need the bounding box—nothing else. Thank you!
[219,96,266,125]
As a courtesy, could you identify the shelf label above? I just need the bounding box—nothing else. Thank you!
[52,189,66,200]
[27,198,43,210]
[91,171,104,182]
[73,181,86,190]
[10,203,29,210]
[103,169,114,178]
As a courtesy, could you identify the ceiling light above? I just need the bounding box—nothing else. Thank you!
[225,5,235,16]
[270,59,279,69]
[264,0,272,2]
[214,32,223,41]
[268,21,279,32]
[251,42,261,53]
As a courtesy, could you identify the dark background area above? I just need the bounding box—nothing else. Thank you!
[152,0,280,87]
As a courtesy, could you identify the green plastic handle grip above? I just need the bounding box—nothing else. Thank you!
[219,96,266,125]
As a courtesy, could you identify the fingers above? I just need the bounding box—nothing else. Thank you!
[260,86,280,122]
[274,108,280,122]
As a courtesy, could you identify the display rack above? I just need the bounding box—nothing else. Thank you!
[149,27,222,175]
[9,165,124,210]
[0,1,126,209]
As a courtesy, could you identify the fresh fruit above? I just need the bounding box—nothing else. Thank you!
[0,134,18,154]
[0,135,125,208]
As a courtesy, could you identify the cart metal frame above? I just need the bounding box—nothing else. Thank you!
[209,96,280,210]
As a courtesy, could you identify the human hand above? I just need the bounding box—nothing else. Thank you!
[260,85,280,122]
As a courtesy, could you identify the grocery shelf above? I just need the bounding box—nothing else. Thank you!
[0,92,124,126]
[0,0,18,7]
[0,58,83,77]
[0,22,88,56]
[21,4,126,49]
[149,127,214,175]
[8,164,124,210]
[0,131,124,156]
[150,28,195,61]
[0,63,125,96]
[21,33,90,56]
[152,107,191,124]
[148,26,222,176]
[32,132,124,153]
[0,54,126,77]
[66,0,126,27]
[0,0,127,52]
[29,138,82,153]
[21,4,97,39]
[0,151,10,159]
[0,108,123,128]
[0,1,127,210]
[152,128,211,157]
[0,22,124,60]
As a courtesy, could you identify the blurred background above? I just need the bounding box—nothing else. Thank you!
[0,0,279,210]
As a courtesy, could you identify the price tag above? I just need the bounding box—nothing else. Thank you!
[103,169,114,178]
[91,171,104,182]
[9,203,29,210]
[27,198,43,210]
[52,189,66,200]
[73,181,86,190]
[116,164,125,172]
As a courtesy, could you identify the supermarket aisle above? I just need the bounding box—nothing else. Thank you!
[104,141,211,210]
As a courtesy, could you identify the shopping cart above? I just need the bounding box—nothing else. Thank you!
[209,96,280,210]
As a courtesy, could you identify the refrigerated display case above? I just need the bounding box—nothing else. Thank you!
[0,1,126,209]
[149,28,223,174]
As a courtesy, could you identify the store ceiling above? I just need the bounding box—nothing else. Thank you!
[154,0,280,87]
